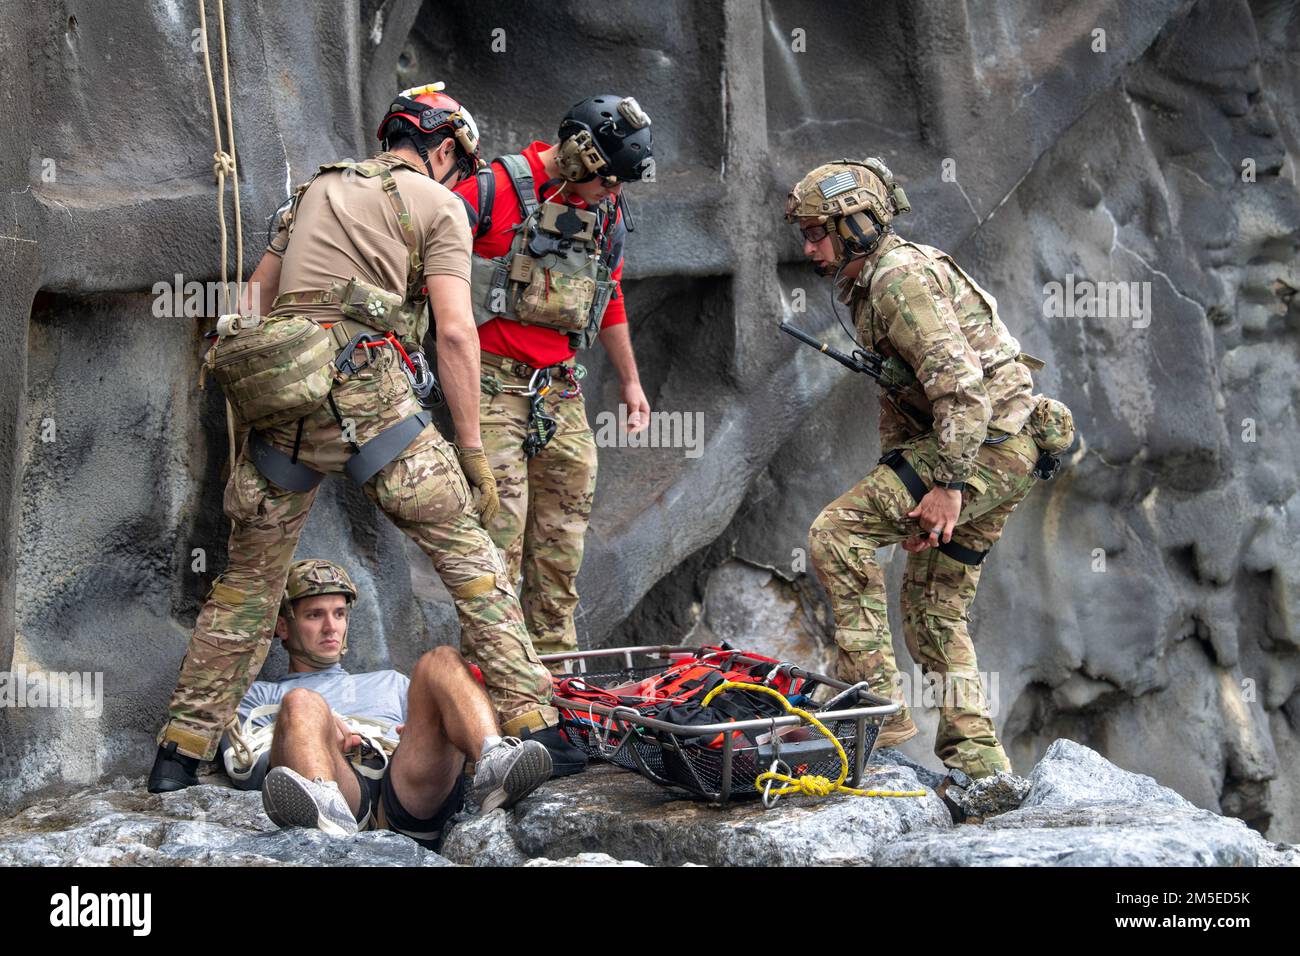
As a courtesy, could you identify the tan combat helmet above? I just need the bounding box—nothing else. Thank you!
[785,158,911,265]
[280,559,358,666]
[281,559,358,619]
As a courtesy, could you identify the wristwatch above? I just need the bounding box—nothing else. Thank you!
[934,479,966,491]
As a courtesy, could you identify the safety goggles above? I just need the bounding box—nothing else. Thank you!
[799,222,830,243]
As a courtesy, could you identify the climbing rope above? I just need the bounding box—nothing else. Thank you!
[197,0,244,463]
[699,681,928,805]
[223,705,399,784]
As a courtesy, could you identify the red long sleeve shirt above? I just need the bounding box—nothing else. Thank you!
[452,141,627,368]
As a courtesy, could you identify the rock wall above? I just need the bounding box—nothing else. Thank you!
[1,0,1297,842]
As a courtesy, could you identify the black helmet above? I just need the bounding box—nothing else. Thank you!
[555,94,654,184]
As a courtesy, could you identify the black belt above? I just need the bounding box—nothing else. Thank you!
[877,449,989,567]
[481,351,578,380]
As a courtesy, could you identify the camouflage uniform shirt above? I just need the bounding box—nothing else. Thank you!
[848,233,1038,484]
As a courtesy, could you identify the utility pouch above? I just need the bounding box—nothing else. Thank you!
[204,314,337,429]
[509,254,536,284]
[1024,395,1075,454]
[333,277,405,334]
[514,267,598,333]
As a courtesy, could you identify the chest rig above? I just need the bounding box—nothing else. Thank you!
[468,154,622,351]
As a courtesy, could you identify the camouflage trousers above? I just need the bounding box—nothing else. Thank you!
[479,357,597,659]
[160,343,557,761]
[808,428,1040,779]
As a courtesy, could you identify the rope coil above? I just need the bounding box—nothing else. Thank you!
[699,681,928,805]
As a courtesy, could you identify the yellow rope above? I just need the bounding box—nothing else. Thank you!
[699,681,928,802]
[198,0,243,464]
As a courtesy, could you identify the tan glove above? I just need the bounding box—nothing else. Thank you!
[456,445,500,525]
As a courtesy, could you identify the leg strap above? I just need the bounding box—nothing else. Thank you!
[878,449,989,567]
[344,410,432,485]
[249,430,326,492]
[879,449,928,502]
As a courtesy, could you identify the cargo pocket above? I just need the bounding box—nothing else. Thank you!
[224,457,273,523]
[205,579,254,636]
[923,550,973,622]
[373,438,471,525]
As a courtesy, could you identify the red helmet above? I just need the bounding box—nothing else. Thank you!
[378,82,482,173]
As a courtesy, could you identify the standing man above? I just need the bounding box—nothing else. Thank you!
[786,158,1073,779]
[452,95,654,691]
[149,84,576,794]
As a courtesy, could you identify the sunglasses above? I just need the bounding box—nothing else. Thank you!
[799,222,830,243]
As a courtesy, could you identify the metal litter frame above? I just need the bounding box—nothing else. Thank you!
[543,645,901,806]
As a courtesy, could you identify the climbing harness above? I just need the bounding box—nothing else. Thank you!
[523,372,559,460]
[480,357,585,458]
[205,153,443,490]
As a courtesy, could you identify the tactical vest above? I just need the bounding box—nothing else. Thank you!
[856,239,1047,430]
[272,153,431,351]
[468,154,622,351]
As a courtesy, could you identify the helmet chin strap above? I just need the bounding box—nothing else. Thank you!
[284,629,347,668]
[425,142,467,185]
[413,139,437,180]
[815,230,866,277]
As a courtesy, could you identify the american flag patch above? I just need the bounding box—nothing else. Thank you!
[818,171,857,199]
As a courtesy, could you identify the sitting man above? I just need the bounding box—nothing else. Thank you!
[220,559,552,849]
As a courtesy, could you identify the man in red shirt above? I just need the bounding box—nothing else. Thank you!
[454,97,653,770]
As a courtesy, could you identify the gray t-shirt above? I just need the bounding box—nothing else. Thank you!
[219,664,410,790]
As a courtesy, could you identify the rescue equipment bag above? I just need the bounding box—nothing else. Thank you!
[555,647,808,751]
[203,313,339,430]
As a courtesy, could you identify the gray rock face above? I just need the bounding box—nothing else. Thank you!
[1,0,1297,848]
[0,778,451,867]
[876,804,1291,867]
[5,740,1290,866]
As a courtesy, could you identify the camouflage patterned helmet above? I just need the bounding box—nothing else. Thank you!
[280,559,358,620]
[784,157,911,228]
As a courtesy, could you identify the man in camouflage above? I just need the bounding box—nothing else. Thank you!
[786,158,1074,779]
[452,96,654,683]
[149,85,578,793]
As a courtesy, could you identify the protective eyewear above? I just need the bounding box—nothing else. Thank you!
[800,222,830,243]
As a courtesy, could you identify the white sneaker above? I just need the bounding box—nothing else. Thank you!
[262,766,359,837]
[470,737,553,814]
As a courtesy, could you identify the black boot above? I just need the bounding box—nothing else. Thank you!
[147,741,200,793]
[521,724,588,778]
